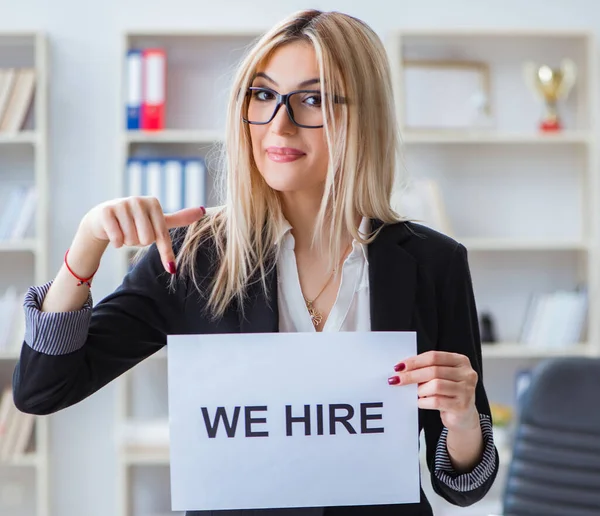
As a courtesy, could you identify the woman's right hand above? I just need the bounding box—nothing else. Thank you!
[79,197,206,274]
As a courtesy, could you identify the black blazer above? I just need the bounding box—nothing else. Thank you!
[13,220,499,516]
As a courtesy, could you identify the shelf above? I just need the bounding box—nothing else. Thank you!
[0,131,38,145]
[460,238,589,252]
[1,453,40,467]
[482,342,593,358]
[124,129,224,144]
[0,351,20,360]
[393,28,592,38]
[127,29,261,38]
[402,131,592,145]
[0,239,37,252]
[121,447,170,466]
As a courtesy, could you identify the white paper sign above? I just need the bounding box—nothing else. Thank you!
[167,331,419,512]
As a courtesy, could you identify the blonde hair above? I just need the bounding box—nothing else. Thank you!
[175,9,406,318]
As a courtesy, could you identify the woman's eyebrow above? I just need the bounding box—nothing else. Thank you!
[254,72,277,85]
[252,72,321,89]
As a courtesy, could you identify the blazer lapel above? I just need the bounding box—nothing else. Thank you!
[238,263,280,333]
[368,221,417,332]
[238,220,417,334]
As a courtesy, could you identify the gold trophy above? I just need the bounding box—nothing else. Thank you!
[523,59,577,131]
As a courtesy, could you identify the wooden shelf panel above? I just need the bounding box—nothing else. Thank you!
[1,453,40,467]
[121,448,170,466]
[393,28,592,38]
[0,239,37,252]
[124,129,224,144]
[482,342,594,358]
[461,238,589,252]
[402,131,592,145]
[0,352,20,360]
[0,131,38,145]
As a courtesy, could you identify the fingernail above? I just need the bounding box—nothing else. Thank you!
[168,261,176,274]
[394,363,406,372]
[199,206,206,215]
[388,376,401,385]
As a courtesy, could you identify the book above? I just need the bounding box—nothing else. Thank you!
[519,289,587,348]
[391,178,453,235]
[126,157,207,211]
[126,50,143,130]
[141,49,166,130]
[183,158,207,208]
[0,68,17,125]
[0,68,35,133]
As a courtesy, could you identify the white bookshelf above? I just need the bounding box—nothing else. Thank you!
[387,28,598,515]
[388,27,599,355]
[115,29,262,516]
[0,32,49,516]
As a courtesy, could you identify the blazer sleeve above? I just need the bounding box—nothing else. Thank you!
[12,236,188,416]
[422,242,500,507]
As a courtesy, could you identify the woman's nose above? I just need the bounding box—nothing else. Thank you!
[269,102,296,135]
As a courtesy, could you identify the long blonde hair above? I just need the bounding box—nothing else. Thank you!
[175,9,406,318]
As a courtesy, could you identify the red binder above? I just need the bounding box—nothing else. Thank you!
[141,48,166,131]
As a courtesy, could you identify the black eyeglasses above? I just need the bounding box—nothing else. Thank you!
[242,86,345,129]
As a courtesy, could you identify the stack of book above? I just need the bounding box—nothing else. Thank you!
[0,68,36,133]
[0,387,36,462]
[0,286,25,355]
[127,157,207,212]
[519,288,588,348]
[0,185,37,241]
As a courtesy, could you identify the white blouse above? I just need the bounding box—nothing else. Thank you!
[277,217,372,333]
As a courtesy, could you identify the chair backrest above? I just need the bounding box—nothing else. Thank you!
[502,357,600,516]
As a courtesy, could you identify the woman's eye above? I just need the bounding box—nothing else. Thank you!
[304,94,322,107]
[253,90,274,101]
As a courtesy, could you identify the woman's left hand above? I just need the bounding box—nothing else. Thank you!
[389,350,480,432]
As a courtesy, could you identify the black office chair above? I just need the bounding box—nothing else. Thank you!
[502,356,600,516]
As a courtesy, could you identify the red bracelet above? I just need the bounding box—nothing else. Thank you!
[64,249,99,287]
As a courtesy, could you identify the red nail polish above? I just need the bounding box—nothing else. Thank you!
[199,206,206,215]
[394,363,406,372]
[168,261,176,274]
[388,376,400,385]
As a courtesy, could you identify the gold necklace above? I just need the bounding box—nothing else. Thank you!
[303,242,352,328]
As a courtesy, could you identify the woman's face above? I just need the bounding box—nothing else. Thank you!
[248,41,329,194]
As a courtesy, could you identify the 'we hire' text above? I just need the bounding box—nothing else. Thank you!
[200,403,385,438]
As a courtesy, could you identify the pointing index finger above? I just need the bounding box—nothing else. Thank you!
[165,206,206,229]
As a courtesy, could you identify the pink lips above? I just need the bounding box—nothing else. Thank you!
[266,146,305,163]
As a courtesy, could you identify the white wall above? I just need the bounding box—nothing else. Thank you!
[0,0,597,515]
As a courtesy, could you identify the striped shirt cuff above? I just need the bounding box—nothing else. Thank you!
[434,414,497,492]
[23,281,93,355]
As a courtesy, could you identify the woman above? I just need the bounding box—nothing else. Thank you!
[13,9,498,516]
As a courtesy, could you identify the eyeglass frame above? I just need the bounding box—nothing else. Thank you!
[242,86,346,129]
